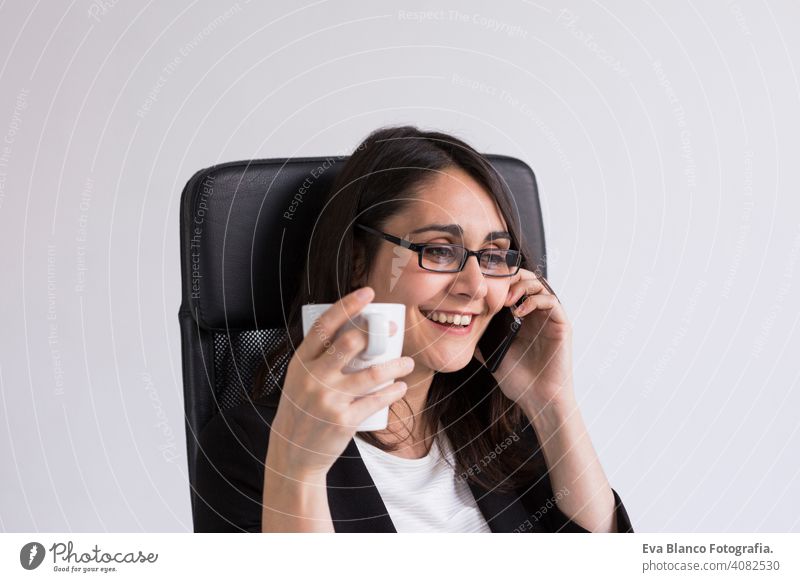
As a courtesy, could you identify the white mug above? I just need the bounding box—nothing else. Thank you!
[301,303,406,431]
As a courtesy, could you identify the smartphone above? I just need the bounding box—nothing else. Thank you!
[477,295,526,373]
[477,270,560,373]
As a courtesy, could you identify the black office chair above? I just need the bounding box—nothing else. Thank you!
[178,154,550,531]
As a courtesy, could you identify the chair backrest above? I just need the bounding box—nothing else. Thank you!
[178,154,549,528]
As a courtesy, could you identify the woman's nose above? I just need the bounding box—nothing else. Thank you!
[451,254,488,299]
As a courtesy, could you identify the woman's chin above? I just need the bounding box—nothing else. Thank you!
[424,350,474,373]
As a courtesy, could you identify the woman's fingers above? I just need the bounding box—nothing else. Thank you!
[507,269,562,308]
[313,327,367,373]
[347,357,415,397]
[507,279,545,307]
[309,323,414,398]
[346,381,409,427]
[513,292,567,325]
[299,287,374,360]
[314,322,400,371]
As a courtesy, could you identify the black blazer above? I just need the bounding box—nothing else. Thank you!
[194,401,634,533]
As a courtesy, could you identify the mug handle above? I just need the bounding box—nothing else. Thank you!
[362,312,388,358]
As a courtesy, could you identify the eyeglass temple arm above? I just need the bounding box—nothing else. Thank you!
[355,223,417,249]
[533,269,561,304]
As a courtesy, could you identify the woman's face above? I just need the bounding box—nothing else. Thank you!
[360,166,514,375]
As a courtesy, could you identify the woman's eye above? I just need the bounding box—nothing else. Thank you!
[423,246,459,265]
[429,247,455,258]
[482,251,504,265]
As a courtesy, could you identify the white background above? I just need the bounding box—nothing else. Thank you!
[0,0,798,532]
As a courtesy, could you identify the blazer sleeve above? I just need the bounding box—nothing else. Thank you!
[514,419,634,533]
[193,410,265,533]
[520,467,634,533]
[540,488,633,533]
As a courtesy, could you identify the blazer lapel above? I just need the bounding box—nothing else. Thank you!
[326,436,532,533]
[467,480,533,533]
[326,438,397,533]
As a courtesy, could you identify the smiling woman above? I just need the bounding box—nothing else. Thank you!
[193,125,633,533]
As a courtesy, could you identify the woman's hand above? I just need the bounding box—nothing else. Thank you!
[268,287,415,479]
[474,268,575,413]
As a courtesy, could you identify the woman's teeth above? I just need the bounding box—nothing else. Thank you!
[424,311,472,326]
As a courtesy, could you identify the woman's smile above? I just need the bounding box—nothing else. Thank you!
[418,307,480,336]
[424,314,477,335]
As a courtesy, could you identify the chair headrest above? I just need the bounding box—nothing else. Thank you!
[179,155,545,332]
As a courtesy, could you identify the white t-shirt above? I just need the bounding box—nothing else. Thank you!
[354,426,492,533]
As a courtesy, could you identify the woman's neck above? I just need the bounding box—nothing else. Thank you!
[372,366,435,448]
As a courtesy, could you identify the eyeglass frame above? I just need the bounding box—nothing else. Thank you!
[354,223,524,278]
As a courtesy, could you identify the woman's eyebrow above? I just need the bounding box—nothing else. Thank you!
[409,223,512,242]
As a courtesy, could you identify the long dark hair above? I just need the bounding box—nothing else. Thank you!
[252,125,545,493]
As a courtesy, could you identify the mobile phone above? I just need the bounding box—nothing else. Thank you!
[477,295,526,373]
[477,271,561,373]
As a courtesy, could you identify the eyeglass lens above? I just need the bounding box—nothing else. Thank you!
[420,246,519,276]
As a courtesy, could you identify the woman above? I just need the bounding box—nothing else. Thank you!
[194,125,633,533]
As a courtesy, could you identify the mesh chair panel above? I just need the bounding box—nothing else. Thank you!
[212,329,290,412]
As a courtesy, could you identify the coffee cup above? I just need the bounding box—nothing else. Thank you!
[301,303,406,431]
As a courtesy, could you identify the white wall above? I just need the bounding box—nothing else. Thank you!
[0,0,798,532]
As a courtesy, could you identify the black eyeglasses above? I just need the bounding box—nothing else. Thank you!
[355,223,523,278]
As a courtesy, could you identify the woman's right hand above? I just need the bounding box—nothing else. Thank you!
[267,286,414,480]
